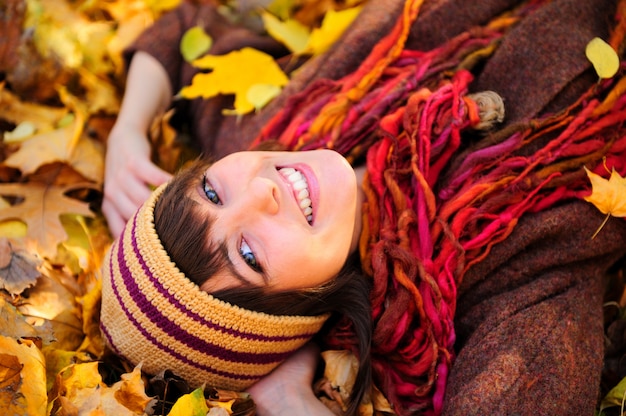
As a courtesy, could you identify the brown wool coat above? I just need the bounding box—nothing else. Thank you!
[127,0,626,414]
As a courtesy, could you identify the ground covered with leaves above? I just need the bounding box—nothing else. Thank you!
[1,0,626,415]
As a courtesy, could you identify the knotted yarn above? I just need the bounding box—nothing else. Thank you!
[254,0,626,414]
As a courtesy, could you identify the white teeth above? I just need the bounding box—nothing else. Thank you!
[299,197,312,209]
[278,167,313,224]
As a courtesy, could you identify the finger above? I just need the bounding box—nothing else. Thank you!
[102,201,127,239]
[132,158,173,187]
[105,182,146,223]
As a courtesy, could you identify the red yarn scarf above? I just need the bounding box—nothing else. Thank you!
[253,0,626,414]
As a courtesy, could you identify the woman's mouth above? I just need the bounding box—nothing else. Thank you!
[277,167,313,224]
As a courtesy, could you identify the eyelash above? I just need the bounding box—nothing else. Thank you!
[240,238,262,273]
[203,174,222,205]
[202,174,262,274]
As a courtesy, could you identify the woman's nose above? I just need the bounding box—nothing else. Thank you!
[244,176,279,215]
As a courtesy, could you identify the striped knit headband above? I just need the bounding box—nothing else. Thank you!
[100,183,330,391]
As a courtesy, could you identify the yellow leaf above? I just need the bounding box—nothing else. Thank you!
[180,26,213,62]
[0,336,47,416]
[180,47,288,115]
[144,0,182,14]
[43,347,93,392]
[50,363,154,415]
[584,167,626,217]
[601,376,626,413]
[266,0,296,20]
[306,6,362,56]
[168,387,209,416]
[585,37,620,79]
[76,279,106,358]
[261,11,310,55]
[105,365,155,414]
[246,84,283,112]
[4,121,37,143]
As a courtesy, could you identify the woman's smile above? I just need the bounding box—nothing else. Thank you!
[277,166,315,224]
[190,149,362,293]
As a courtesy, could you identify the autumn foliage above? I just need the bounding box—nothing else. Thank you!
[1,0,626,415]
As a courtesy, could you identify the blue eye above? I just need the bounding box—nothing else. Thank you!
[240,239,262,273]
[203,175,222,205]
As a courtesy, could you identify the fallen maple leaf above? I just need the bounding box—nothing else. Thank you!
[179,47,289,115]
[584,166,626,238]
[3,119,104,184]
[261,11,310,55]
[0,181,97,259]
[306,6,363,56]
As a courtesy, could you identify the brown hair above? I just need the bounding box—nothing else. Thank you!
[154,157,372,415]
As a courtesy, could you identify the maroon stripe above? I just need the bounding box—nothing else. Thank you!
[105,238,259,380]
[113,215,308,365]
[127,215,318,341]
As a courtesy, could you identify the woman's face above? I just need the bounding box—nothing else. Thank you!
[190,150,361,293]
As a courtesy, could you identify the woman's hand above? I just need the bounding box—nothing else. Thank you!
[102,121,171,238]
[102,51,173,238]
[248,344,334,416]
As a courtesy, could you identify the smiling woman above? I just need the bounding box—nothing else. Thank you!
[100,150,373,414]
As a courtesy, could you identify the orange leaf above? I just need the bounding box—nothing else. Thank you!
[583,166,626,238]
[584,167,626,217]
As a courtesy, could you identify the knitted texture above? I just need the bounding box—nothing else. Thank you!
[100,184,330,391]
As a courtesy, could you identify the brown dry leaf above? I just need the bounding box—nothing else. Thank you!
[0,181,97,258]
[0,296,49,341]
[320,349,359,410]
[3,118,104,183]
[0,237,41,295]
[0,84,69,134]
[150,109,187,173]
[0,336,47,416]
